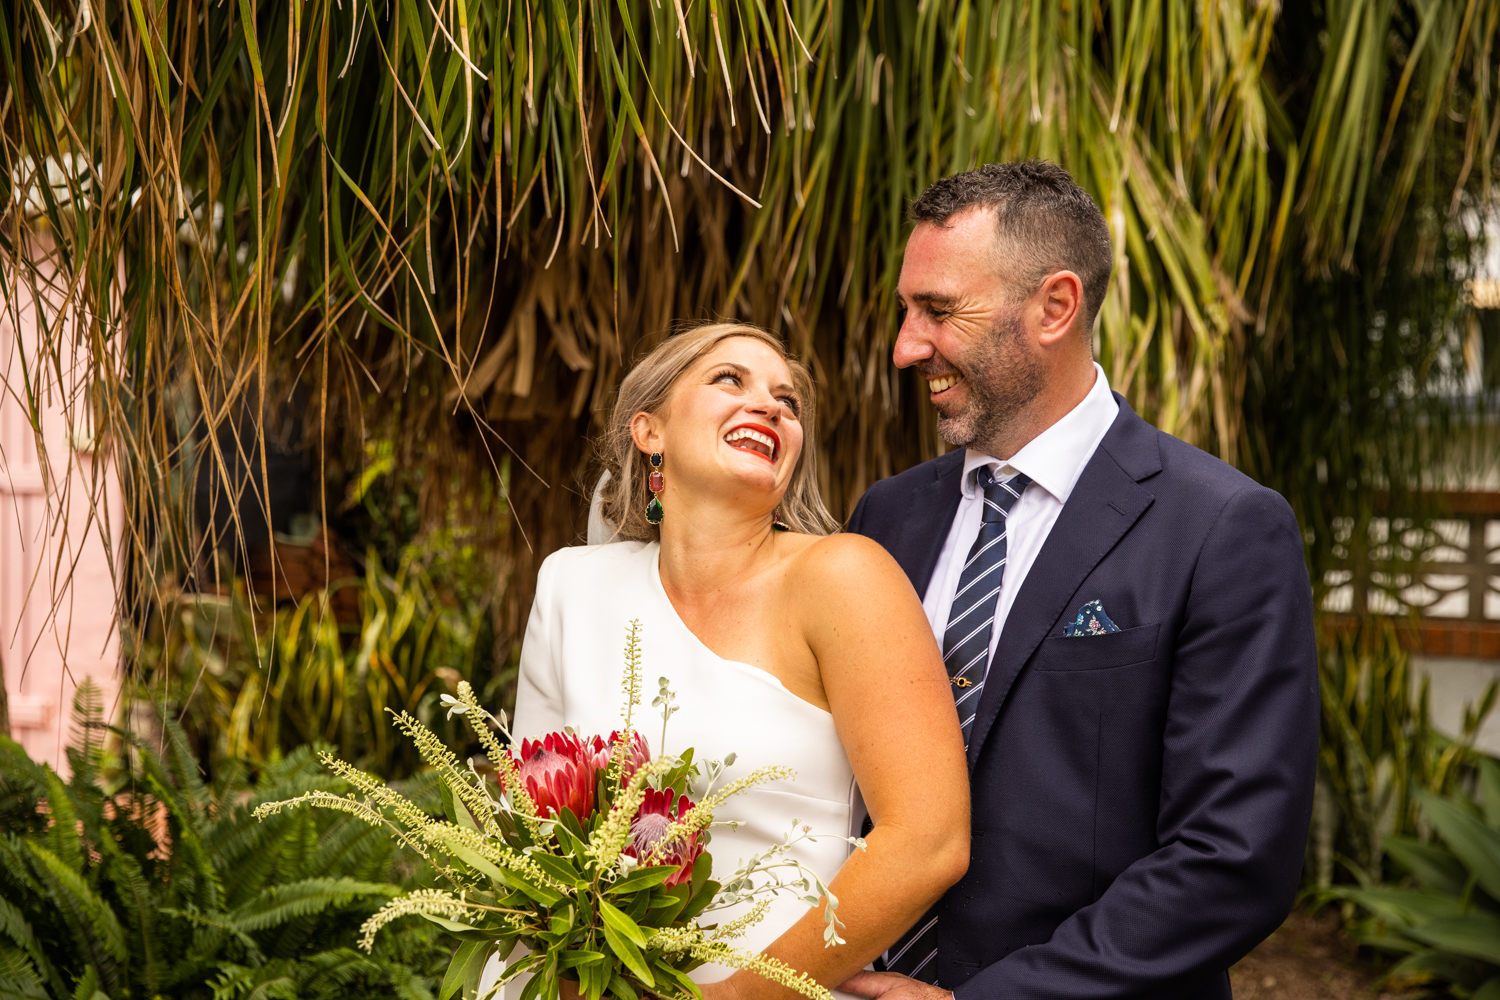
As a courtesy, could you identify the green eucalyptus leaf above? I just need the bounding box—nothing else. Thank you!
[442,941,483,1000]
[599,921,654,986]
[598,899,650,948]
[530,851,586,887]
[689,852,712,897]
[608,973,640,1000]
[678,882,720,923]
[421,912,495,941]
[606,866,677,896]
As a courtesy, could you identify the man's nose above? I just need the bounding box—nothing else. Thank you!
[893,316,934,370]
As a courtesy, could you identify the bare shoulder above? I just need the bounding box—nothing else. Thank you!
[782,532,913,600]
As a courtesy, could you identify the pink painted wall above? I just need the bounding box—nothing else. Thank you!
[1,237,123,776]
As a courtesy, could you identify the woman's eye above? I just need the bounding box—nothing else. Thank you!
[779,397,801,415]
[713,371,741,386]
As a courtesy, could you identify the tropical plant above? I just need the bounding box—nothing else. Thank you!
[0,683,448,999]
[1333,757,1500,997]
[1,0,1496,661]
[131,533,504,778]
[1310,618,1498,889]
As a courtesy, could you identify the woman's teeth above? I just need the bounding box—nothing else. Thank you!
[928,374,962,394]
[724,427,777,460]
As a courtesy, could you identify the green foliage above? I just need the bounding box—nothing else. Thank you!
[1334,758,1500,997]
[0,684,448,1000]
[1310,619,1498,889]
[132,536,506,778]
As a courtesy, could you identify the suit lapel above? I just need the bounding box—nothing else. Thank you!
[964,402,1160,767]
[890,449,965,600]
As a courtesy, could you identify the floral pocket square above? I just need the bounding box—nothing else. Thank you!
[1063,599,1121,637]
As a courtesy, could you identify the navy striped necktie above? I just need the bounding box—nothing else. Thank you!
[883,467,1031,984]
[945,467,1031,748]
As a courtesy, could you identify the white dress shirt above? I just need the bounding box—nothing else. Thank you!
[922,363,1120,661]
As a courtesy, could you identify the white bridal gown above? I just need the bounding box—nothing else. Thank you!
[492,540,864,1000]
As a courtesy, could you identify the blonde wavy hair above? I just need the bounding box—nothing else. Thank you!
[596,323,839,542]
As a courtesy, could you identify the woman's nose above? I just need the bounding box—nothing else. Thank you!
[745,392,780,420]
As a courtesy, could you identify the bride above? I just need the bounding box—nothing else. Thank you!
[510,323,969,1000]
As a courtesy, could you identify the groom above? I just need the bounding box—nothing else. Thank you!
[843,162,1318,999]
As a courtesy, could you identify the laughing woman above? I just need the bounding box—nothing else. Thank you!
[509,323,970,1000]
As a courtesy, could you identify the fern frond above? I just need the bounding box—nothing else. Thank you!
[306,816,388,880]
[98,839,159,995]
[0,942,48,1000]
[41,768,83,874]
[24,842,126,989]
[227,878,399,934]
[0,897,63,997]
[142,771,223,913]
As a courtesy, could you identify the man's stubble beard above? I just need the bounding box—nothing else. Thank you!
[930,310,1045,452]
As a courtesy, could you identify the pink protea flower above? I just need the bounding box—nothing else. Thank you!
[608,730,652,782]
[624,787,702,887]
[509,730,653,821]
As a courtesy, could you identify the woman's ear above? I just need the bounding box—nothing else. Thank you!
[629,412,663,456]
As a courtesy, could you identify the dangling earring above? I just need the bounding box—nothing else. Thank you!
[646,453,665,525]
[772,507,790,532]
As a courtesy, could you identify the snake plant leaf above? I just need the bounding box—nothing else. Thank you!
[1334,885,1465,929]
[1415,789,1500,902]
[1384,835,1471,896]
[1473,977,1500,1000]
[1408,912,1500,966]
[1480,758,1500,829]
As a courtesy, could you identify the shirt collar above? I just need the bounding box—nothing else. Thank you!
[961,363,1120,504]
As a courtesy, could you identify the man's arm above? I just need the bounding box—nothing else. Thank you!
[849,486,1319,1000]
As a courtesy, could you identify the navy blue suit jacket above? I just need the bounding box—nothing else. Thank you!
[848,396,1318,999]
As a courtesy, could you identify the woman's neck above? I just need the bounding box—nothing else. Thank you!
[655,491,780,600]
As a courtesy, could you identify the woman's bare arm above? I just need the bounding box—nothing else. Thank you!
[711,534,971,1000]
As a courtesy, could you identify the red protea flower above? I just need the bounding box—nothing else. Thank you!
[509,730,654,821]
[514,732,608,820]
[623,787,702,887]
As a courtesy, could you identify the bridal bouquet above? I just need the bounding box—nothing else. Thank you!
[255,622,860,1000]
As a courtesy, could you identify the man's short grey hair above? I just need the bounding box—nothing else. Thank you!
[910,160,1113,329]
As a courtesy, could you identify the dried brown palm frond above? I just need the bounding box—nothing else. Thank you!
[0,0,1493,679]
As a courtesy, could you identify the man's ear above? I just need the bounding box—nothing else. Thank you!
[1034,270,1084,347]
[630,412,663,455]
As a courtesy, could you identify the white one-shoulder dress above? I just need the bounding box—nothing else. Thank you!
[499,540,864,998]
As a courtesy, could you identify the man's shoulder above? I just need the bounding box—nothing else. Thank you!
[860,449,964,505]
[849,449,963,536]
[1133,421,1294,524]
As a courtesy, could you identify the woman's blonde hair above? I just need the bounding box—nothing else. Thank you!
[596,323,839,542]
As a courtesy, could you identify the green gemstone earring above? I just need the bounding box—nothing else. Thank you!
[645,452,665,525]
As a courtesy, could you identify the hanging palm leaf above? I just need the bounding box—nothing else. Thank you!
[0,0,1493,670]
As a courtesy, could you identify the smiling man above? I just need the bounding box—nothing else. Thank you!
[844,161,1319,999]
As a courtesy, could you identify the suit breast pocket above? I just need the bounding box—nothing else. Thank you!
[1031,622,1160,672]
